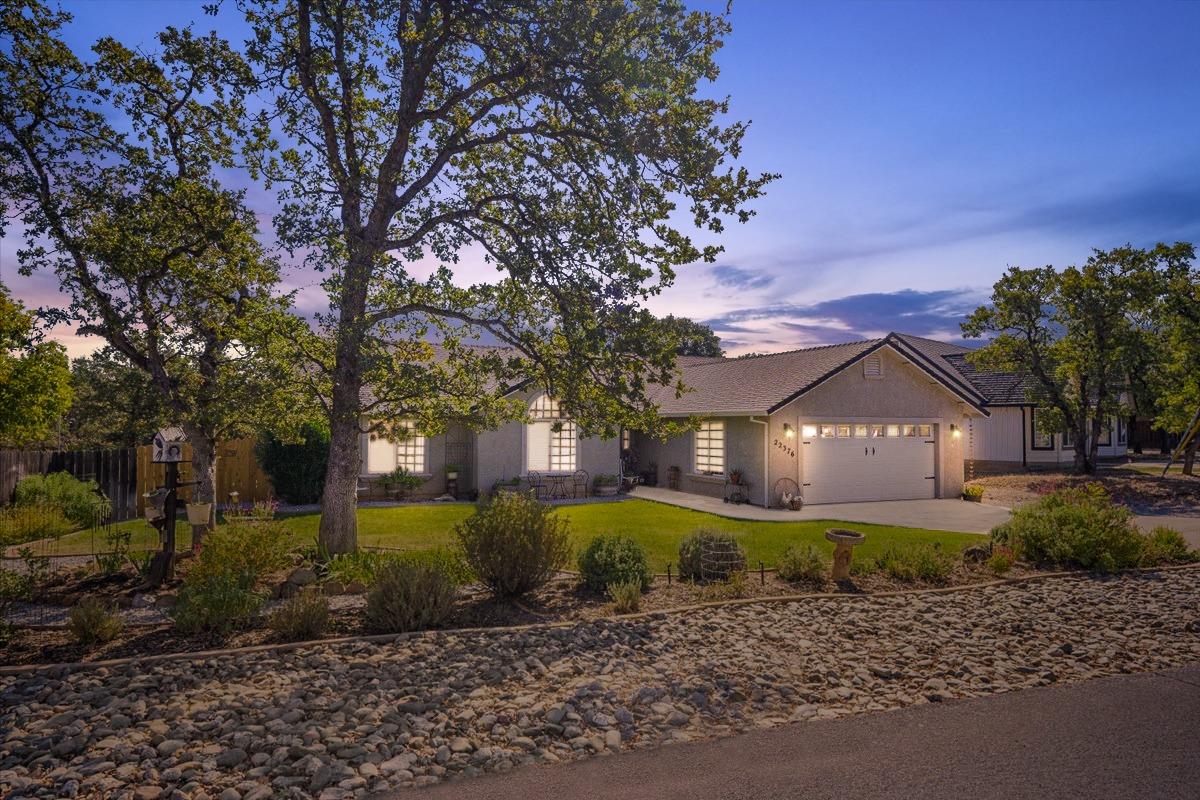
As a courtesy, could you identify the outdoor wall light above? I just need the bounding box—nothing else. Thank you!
[784,423,795,439]
[950,424,962,439]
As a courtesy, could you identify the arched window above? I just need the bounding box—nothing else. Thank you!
[527,394,576,472]
[529,394,564,420]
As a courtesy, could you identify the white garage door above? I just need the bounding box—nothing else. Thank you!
[801,422,936,504]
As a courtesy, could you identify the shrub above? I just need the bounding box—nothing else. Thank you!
[607,579,643,613]
[0,505,74,546]
[364,561,456,633]
[696,570,749,601]
[961,485,984,502]
[95,529,132,575]
[67,598,124,645]
[987,547,1014,576]
[324,548,474,587]
[13,472,111,528]
[776,544,827,584]
[995,485,1144,572]
[1139,527,1199,566]
[171,522,290,634]
[678,528,746,583]
[577,535,651,592]
[255,422,330,504]
[269,588,329,641]
[456,492,571,598]
[608,579,642,612]
[870,543,954,583]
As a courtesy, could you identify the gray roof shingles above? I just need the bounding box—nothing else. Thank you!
[649,339,883,415]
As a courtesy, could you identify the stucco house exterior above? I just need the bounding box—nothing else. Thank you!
[357,332,1128,506]
[628,333,988,507]
[359,385,620,500]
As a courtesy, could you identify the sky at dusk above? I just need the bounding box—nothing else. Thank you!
[2,0,1199,357]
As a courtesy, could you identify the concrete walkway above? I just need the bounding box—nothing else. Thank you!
[631,486,1009,534]
[411,666,1200,800]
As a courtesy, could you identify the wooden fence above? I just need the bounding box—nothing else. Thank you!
[1,438,274,520]
[0,447,138,520]
[135,437,273,513]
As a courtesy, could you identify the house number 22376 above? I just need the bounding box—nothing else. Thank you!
[773,438,795,458]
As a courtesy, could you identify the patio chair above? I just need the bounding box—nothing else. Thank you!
[526,471,547,500]
[572,469,589,498]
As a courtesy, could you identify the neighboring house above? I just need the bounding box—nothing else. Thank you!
[357,332,1128,506]
[937,348,1129,471]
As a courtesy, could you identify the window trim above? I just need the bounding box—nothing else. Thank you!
[1098,419,1113,447]
[549,420,578,472]
[1061,426,1075,450]
[694,420,725,475]
[1030,408,1054,451]
[1116,416,1128,446]
[394,423,428,474]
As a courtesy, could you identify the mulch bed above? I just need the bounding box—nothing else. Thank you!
[3,558,1046,668]
[969,470,1200,515]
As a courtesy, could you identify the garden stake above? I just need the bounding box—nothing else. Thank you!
[667,563,672,586]
[759,560,765,586]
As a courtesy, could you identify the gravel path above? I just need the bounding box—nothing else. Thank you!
[2,568,1199,800]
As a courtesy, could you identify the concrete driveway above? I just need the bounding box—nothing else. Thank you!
[410,667,1200,800]
[631,486,1008,534]
[631,486,1200,544]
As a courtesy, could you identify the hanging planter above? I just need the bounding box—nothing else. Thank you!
[186,502,212,526]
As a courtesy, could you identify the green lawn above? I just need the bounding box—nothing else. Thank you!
[26,499,979,571]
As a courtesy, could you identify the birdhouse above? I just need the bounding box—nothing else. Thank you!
[152,426,188,463]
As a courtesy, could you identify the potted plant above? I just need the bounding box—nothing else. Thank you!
[492,476,522,494]
[444,463,461,481]
[729,468,744,485]
[381,466,424,499]
[640,461,659,487]
[593,473,619,496]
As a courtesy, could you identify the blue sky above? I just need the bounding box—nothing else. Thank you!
[3,0,1198,356]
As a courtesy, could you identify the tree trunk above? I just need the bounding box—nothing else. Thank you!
[1072,418,1090,474]
[1184,440,1197,477]
[1085,415,1102,475]
[183,422,218,551]
[318,327,367,554]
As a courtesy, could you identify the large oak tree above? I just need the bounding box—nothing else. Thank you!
[962,244,1176,473]
[0,282,72,446]
[241,0,773,552]
[0,0,307,539]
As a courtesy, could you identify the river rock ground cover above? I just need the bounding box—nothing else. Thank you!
[3,555,1044,667]
[2,567,1198,799]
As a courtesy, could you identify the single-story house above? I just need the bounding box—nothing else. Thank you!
[936,348,1129,472]
[359,381,619,501]
[357,332,1128,506]
[628,333,988,506]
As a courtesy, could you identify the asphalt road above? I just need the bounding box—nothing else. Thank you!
[407,666,1200,800]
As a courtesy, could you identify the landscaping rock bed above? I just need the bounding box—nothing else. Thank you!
[2,567,1198,799]
[969,470,1200,515]
[2,562,1047,666]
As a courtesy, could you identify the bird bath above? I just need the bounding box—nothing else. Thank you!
[825,528,866,581]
